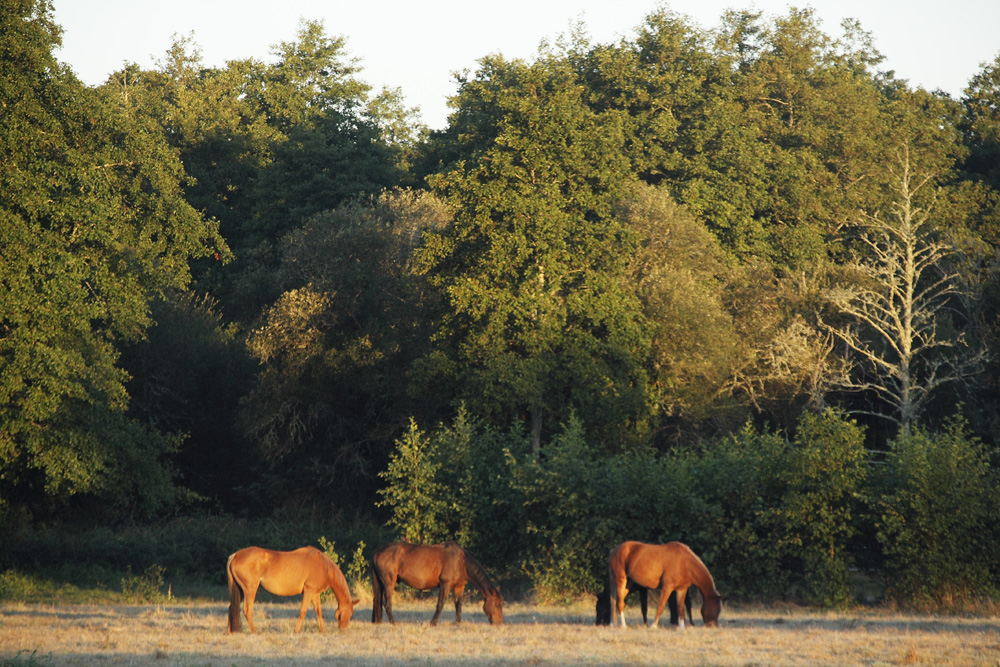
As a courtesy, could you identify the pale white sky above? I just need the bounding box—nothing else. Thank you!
[52,0,1000,130]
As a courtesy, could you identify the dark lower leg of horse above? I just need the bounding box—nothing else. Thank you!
[385,592,396,624]
[430,587,448,626]
[454,594,462,624]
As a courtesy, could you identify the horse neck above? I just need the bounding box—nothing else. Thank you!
[688,555,718,597]
[463,554,496,597]
[327,563,353,606]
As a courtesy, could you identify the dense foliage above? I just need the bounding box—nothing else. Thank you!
[2,1,999,607]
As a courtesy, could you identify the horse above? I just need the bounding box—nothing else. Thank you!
[608,541,721,628]
[595,583,692,626]
[227,546,358,633]
[371,541,503,625]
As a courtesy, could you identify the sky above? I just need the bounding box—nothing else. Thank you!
[51,0,1000,131]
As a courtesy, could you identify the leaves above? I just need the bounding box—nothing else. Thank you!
[1,0,223,513]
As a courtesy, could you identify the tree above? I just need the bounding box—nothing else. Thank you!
[616,184,738,436]
[579,7,892,270]
[823,142,985,435]
[724,8,891,269]
[124,21,416,323]
[239,190,450,509]
[962,53,1000,192]
[959,54,1000,441]
[419,53,651,451]
[1,0,225,517]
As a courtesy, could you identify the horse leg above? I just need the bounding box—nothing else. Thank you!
[243,583,260,634]
[639,587,648,626]
[312,592,326,633]
[384,579,397,624]
[430,585,448,626]
[652,584,671,628]
[294,590,315,633]
[453,584,465,624]
[675,587,688,630]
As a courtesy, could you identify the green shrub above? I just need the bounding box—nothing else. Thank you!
[120,564,167,603]
[770,409,867,606]
[377,418,452,545]
[690,421,791,599]
[377,407,531,578]
[873,415,1000,606]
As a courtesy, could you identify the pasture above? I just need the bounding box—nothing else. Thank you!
[2,599,998,666]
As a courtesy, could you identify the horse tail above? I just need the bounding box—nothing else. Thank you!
[227,552,243,633]
[370,563,384,623]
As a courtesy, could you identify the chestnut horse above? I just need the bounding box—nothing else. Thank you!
[371,541,503,625]
[608,541,721,628]
[227,546,357,633]
[595,583,691,626]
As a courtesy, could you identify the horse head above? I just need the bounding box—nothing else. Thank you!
[336,597,360,629]
[701,592,722,627]
[483,589,504,624]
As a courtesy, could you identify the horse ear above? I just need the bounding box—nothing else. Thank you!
[351,597,360,605]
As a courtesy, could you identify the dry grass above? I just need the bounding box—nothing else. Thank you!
[2,599,999,666]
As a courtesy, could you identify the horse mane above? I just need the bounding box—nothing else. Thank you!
[680,543,720,598]
[462,550,499,598]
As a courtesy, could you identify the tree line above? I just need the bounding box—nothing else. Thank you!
[2,1,999,605]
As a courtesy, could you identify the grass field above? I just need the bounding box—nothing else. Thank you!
[2,598,999,666]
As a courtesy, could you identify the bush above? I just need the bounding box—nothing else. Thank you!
[689,421,791,600]
[377,407,531,579]
[120,564,168,604]
[375,407,999,608]
[377,418,452,545]
[873,415,1000,606]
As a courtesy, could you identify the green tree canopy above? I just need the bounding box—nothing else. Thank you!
[240,189,450,509]
[1,0,225,517]
[419,53,652,451]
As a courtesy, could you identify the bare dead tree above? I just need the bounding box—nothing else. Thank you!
[822,143,985,436]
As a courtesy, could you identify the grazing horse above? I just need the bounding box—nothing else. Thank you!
[371,541,503,625]
[608,541,721,628]
[227,546,357,633]
[595,583,692,626]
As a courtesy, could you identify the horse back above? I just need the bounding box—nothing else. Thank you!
[238,546,329,597]
[610,541,659,588]
[401,544,450,589]
[612,541,699,589]
[375,542,451,590]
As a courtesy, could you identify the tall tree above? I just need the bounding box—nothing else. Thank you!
[962,53,1000,193]
[240,190,450,509]
[823,140,985,435]
[125,21,417,323]
[419,53,651,451]
[0,0,225,517]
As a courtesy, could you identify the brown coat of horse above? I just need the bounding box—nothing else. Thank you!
[371,541,503,625]
[608,541,721,628]
[227,546,357,633]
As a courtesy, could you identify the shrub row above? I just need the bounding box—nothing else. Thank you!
[379,407,1000,608]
